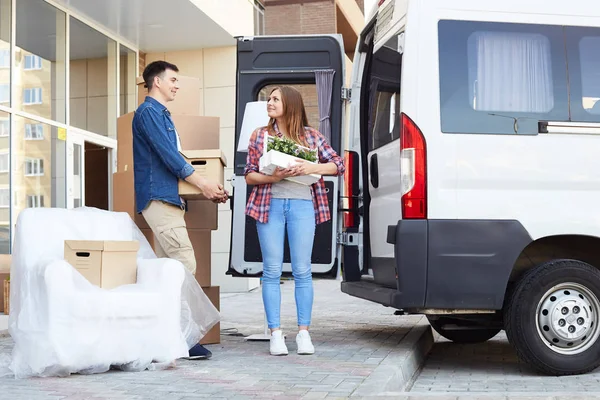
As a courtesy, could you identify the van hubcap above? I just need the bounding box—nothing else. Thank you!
[536,282,600,355]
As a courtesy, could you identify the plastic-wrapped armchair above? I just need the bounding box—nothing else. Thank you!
[5,207,219,378]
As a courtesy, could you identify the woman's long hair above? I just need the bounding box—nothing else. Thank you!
[267,86,310,147]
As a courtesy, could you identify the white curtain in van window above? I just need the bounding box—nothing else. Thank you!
[469,31,554,113]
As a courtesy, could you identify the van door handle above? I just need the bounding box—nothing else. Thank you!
[370,154,379,188]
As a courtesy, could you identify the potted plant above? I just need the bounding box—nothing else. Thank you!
[259,135,320,185]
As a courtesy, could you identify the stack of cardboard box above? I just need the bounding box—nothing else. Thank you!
[113,75,223,344]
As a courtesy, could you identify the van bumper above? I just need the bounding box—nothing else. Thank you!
[342,219,532,311]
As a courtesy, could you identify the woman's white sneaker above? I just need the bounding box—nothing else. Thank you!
[296,330,315,355]
[270,330,288,356]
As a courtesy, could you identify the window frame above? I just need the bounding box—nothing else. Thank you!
[437,20,570,135]
[23,87,43,105]
[24,123,44,140]
[24,158,44,177]
[0,152,8,174]
[23,54,42,71]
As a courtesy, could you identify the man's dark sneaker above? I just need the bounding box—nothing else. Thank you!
[185,344,212,360]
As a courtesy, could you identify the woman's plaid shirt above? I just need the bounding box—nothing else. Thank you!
[244,125,345,224]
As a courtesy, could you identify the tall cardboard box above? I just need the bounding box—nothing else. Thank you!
[200,286,220,345]
[116,113,220,173]
[112,170,150,230]
[137,75,203,116]
[64,240,139,289]
[178,150,227,199]
[185,200,217,230]
[189,229,211,287]
[139,228,212,287]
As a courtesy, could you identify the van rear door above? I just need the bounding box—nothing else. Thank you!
[228,35,345,278]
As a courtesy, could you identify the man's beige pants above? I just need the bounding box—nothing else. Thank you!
[142,200,197,275]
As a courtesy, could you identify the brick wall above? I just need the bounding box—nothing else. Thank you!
[265,0,336,35]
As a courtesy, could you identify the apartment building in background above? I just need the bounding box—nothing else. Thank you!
[0,0,364,292]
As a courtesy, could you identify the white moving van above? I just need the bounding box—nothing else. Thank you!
[230,0,600,375]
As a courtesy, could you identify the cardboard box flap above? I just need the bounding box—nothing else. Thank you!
[65,240,105,251]
[136,76,145,86]
[180,150,227,167]
[103,240,140,252]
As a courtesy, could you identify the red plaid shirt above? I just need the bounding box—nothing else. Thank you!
[244,125,345,224]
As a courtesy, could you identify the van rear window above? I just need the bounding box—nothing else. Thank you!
[438,20,569,134]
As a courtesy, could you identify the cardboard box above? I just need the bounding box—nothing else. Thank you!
[185,200,218,230]
[137,75,202,116]
[64,240,139,290]
[189,229,211,287]
[116,113,220,173]
[112,170,150,230]
[200,286,220,345]
[178,150,227,199]
[3,279,8,315]
[140,228,212,287]
[0,255,10,314]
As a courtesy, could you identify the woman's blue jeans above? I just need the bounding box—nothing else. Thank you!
[257,199,316,329]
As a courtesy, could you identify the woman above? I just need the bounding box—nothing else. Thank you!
[244,86,345,356]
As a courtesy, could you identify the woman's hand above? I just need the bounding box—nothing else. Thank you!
[272,166,296,181]
[288,160,318,176]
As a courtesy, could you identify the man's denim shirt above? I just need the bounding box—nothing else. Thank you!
[132,97,195,213]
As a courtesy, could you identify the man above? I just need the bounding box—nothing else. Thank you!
[132,60,228,359]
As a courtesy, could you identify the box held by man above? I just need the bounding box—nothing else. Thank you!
[178,150,227,199]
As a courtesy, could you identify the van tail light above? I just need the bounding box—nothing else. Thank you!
[400,113,427,219]
[343,150,359,229]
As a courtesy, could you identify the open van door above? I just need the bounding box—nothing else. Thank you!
[228,35,345,277]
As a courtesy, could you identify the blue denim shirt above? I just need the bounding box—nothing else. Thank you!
[132,97,195,213]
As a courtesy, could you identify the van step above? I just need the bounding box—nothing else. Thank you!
[341,279,400,308]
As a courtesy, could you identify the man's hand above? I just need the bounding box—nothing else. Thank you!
[185,171,227,201]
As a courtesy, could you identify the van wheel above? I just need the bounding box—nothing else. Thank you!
[504,259,600,376]
[426,316,501,343]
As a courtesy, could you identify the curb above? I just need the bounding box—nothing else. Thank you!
[351,318,434,397]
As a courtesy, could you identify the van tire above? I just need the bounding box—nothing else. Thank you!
[427,316,501,343]
[504,259,600,376]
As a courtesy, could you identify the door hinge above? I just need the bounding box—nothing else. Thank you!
[337,232,358,246]
[341,87,352,101]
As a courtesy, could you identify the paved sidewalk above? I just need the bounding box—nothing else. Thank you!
[0,279,431,399]
[409,332,600,398]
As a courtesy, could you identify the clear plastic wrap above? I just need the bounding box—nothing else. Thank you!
[2,207,219,378]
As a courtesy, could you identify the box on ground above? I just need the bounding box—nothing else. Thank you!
[3,279,8,314]
[64,240,139,290]
[116,113,220,173]
[140,228,212,287]
[259,150,320,186]
[200,286,220,345]
[137,75,202,116]
[178,150,227,199]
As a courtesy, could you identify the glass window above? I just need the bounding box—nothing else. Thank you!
[26,194,43,208]
[365,33,402,151]
[0,152,7,173]
[23,87,42,105]
[23,54,41,70]
[0,0,10,112]
[0,50,8,68]
[565,27,600,122]
[0,188,8,207]
[70,17,117,138]
[0,110,8,254]
[15,0,66,122]
[0,84,8,103]
[24,123,43,140]
[13,116,65,226]
[253,1,265,36]
[438,20,569,134]
[0,119,7,137]
[119,45,136,116]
